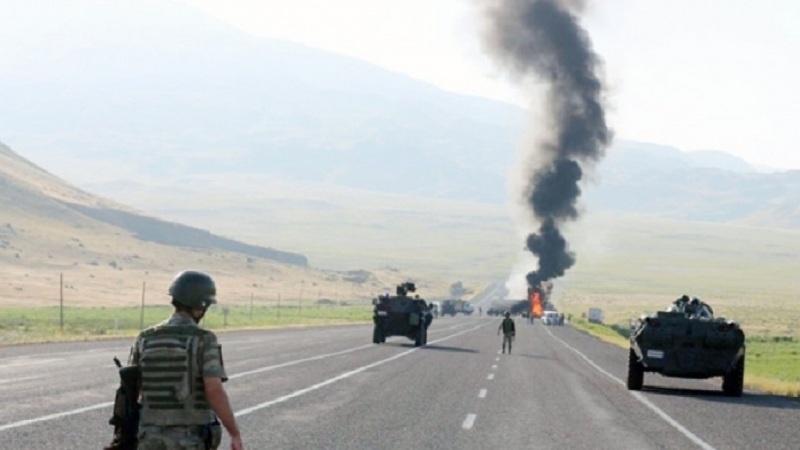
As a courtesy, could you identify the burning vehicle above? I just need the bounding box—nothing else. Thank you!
[372,282,433,347]
[628,295,746,396]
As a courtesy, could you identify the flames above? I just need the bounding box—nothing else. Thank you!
[528,288,544,318]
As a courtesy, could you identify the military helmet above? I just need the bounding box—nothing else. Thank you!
[504,311,511,318]
[168,270,217,308]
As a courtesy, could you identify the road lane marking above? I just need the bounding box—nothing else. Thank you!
[229,344,375,379]
[235,322,490,417]
[0,402,113,432]
[0,347,128,363]
[0,358,66,368]
[0,375,46,384]
[462,413,476,430]
[479,389,487,398]
[495,357,500,361]
[487,374,494,380]
[0,323,490,432]
[491,365,497,370]
[545,328,716,450]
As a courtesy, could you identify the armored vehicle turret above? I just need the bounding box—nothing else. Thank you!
[372,282,433,346]
[628,295,745,396]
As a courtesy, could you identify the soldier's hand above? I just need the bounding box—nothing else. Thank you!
[230,435,244,450]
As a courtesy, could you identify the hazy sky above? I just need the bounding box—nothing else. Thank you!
[184,0,800,170]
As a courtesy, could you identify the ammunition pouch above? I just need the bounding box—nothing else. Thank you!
[202,418,223,450]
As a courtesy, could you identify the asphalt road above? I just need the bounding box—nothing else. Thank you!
[0,317,797,449]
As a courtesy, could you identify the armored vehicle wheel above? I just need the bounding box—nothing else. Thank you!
[722,356,745,397]
[627,349,644,391]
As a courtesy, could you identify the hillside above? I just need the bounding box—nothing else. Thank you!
[0,142,450,307]
[3,0,799,231]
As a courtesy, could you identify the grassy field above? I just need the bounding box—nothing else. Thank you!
[0,304,373,346]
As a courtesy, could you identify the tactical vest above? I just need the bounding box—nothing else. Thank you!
[138,325,214,426]
[502,318,515,334]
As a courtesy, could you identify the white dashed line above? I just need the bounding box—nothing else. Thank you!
[0,403,113,432]
[487,373,494,380]
[479,389,487,398]
[462,413,477,430]
[491,364,497,370]
[236,323,490,417]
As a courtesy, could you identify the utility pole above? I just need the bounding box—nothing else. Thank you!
[59,272,64,331]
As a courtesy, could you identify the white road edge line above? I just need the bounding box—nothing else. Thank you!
[479,389,487,399]
[235,323,489,417]
[0,375,46,384]
[229,344,375,379]
[462,413,477,430]
[0,402,113,432]
[544,328,716,450]
[0,324,487,432]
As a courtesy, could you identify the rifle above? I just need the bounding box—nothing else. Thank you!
[104,357,141,450]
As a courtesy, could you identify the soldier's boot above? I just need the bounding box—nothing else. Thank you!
[103,428,123,450]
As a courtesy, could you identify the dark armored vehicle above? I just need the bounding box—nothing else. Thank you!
[372,282,433,346]
[628,295,745,396]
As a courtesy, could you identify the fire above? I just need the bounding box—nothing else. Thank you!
[528,288,543,318]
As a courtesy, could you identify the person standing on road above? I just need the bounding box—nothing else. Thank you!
[130,270,244,450]
[497,311,516,354]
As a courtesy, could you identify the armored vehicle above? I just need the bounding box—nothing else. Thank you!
[628,295,745,396]
[372,282,433,346]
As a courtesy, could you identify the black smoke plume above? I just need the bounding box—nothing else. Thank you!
[481,0,611,289]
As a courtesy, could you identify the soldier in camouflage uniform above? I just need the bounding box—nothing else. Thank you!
[130,271,244,450]
[497,311,516,354]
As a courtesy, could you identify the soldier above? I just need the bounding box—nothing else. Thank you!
[497,311,516,354]
[130,270,244,450]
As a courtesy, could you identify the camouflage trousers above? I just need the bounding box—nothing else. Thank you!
[137,425,217,450]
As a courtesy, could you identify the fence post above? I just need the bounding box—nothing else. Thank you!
[250,293,253,321]
[59,272,64,331]
[298,287,303,316]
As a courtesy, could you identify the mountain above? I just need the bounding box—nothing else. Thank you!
[4,0,797,228]
[587,140,800,225]
[1,0,523,204]
[0,142,307,266]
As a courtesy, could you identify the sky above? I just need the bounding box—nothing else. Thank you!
[183,0,800,171]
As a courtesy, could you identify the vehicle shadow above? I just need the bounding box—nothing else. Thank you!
[505,353,553,360]
[419,344,479,354]
[641,386,800,409]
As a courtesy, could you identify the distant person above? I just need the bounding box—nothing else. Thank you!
[498,311,516,354]
[479,306,482,316]
[129,270,244,450]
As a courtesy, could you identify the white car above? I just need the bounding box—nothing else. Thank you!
[542,311,560,325]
